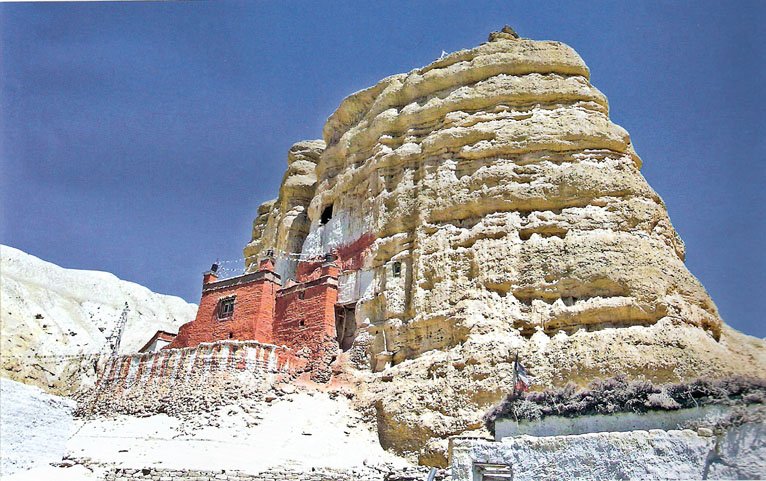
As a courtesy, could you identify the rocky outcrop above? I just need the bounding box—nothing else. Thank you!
[244,140,325,280]
[0,245,196,393]
[246,31,766,464]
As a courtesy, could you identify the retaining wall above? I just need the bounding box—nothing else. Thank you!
[97,340,305,391]
[451,421,766,481]
[494,405,727,439]
[78,340,308,417]
[102,466,448,481]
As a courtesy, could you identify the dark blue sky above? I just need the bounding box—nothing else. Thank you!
[1,1,764,337]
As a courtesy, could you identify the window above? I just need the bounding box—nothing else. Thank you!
[298,291,305,300]
[392,261,402,278]
[474,463,512,480]
[382,172,395,190]
[218,297,235,319]
[320,204,333,225]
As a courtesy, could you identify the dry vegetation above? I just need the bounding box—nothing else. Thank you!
[484,375,766,434]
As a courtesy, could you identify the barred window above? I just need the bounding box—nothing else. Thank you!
[218,297,235,319]
[392,261,402,277]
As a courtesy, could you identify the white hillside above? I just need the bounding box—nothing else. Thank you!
[0,245,196,392]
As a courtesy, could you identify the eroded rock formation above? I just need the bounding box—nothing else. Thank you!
[245,31,766,464]
[244,140,325,279]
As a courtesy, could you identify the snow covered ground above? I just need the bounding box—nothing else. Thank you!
[66,390,408,472]
[0,378,76,477]
[1,245,196,392]
[1,374,408,478]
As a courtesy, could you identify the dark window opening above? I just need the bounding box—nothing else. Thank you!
[320,204,334,225]
[298,291,305,300]
[218,297,235,319]
[392,261,402,277]
[228,332,233,339]
[384,174,395,190]
[299,320,305,327]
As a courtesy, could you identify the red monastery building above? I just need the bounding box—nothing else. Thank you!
[164,253,350,377]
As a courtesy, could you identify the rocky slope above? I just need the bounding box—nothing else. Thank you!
[0,245,196,393]
[2,374,415,480]
[245,30,766,464]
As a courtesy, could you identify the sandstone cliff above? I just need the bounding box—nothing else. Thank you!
[0,245,196,393]
[243,140,325,280]
[245,31,766,464]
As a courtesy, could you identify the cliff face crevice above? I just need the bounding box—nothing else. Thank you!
[244,31,765,463]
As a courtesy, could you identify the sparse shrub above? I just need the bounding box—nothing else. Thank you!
[743,391,766,404]
[526,382,578,416]
[483,375,766,435]
[645,392,681,410]
[511,399,543,421]
[482,393,518,434]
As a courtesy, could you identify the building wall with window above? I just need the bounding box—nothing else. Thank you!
[167,260,280,349]
[166,257,344,379]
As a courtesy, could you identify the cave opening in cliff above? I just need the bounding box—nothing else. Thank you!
[320,204,333,225]
[335,304,356,351]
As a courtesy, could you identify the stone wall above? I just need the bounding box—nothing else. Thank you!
[102,466,448,481]
[104,467,379,481]
[450,421,766,481]
[77,341,305,417]
[98,340,301,389]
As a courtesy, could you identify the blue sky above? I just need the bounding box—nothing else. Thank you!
[1,1,763,337]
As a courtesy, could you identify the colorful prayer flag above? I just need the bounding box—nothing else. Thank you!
[513,355,532,393]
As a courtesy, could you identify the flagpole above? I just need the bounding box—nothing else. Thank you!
[512,351,518,398]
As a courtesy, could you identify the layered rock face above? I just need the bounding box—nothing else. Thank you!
[244,140,325,280]
[0,245,196,393]
[246,32,766,463]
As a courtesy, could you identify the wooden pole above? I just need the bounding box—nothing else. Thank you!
[512,351,519,398]
[426,467,437,481]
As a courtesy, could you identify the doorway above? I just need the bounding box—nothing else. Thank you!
[335,305,357,351]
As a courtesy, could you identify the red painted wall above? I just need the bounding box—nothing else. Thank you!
[273,263,340,381]
[168,268,280,349]
[294,260,325,283]
[166,257,346,383]
[274,272,339,351]
[294,233,375,282]
[334,232,375,271]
